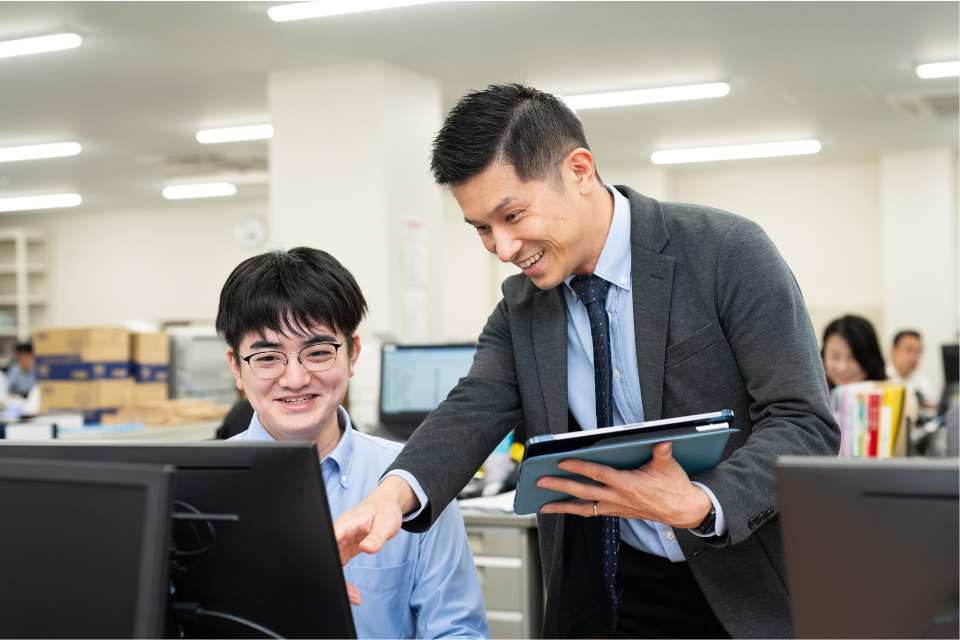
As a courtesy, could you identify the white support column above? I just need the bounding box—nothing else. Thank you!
[268,61,443,426]
[879,147,959,391]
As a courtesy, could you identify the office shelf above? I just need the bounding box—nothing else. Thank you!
[0,228,48,342]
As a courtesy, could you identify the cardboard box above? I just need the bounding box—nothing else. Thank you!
[132,363,170,383]
[33,327,131,380]
[134,382,169,404]
[131,332,169,365]
[34,327,130,360]
[39,379,134,412]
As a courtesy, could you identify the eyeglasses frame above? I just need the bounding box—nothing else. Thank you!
[240,341,345,379]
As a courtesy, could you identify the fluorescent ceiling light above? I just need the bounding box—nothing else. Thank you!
[269,0,440,21]
[0,33,82,59]
[562,83,730,110]
[0,194,81,213]
[651,140,821,165]
[916,61,960,79]
[162,183,237,200]
[197,125,274,144]
[0,142,81,163]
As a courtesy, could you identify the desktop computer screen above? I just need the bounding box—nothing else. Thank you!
[379,343,476,426]
[0,441,357,639]
[0,458,174,639]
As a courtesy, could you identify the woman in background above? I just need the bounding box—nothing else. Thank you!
[821,315,887,388]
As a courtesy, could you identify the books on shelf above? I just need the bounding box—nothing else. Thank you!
[831,381,918,458]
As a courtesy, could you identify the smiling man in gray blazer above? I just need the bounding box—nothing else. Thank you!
[335,84,840,639]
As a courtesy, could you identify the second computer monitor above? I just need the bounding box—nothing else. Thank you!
[379,343,477,429]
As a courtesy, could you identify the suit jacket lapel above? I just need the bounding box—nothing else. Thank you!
[616,186,675,422]
[532,286,569,435]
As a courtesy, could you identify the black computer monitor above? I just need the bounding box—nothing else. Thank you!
[0,457,174,639]
[0,441,356,639]
[776,456,959,639]
[379,343,477,431]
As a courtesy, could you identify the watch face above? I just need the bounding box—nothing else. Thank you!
[698,508,717,533]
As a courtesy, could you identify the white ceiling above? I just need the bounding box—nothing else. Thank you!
[0,1,957,213]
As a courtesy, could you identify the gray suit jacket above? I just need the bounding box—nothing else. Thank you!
[388,186,840,638]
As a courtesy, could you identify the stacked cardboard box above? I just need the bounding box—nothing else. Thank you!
[34,327,132,423]
[131,332,170,404]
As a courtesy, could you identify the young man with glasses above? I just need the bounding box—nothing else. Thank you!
[216,247,488,640]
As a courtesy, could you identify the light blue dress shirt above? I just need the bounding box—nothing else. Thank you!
[391,186,726,563]
[230,408,489,639]
[6,362,37,396]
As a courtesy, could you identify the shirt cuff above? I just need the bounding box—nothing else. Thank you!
[688,481,727,537]
[381,470,429,522]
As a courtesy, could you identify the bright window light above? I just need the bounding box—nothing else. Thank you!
[162,183,237,200]
[651,140,821,165]
[0,142,81,163]
[269,0,440,21]
[562,83,730,110]
[0,33,82,59]
[0,193,81,213]
[916,61,960,79]
[196,125,274,144]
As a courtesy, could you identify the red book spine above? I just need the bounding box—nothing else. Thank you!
[867,393,881,457]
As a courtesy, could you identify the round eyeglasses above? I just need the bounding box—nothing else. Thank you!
[241,342,344,379]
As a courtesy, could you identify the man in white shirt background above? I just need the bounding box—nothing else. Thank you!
[887,330,937,410]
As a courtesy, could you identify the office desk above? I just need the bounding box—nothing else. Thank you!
[58,420,221,441]
[461,510,543,639]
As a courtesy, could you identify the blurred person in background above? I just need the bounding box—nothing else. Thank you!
[821,315,886,388]
[886,330,937,409]
[6,343,37,397]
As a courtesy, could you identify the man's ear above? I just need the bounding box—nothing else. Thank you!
[347,334,361,378]
[226,347,244,391]
[565,148,598,196]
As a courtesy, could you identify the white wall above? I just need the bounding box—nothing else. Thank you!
[880,147,959,390]
[0,199,266,328]
[670,160,885,342]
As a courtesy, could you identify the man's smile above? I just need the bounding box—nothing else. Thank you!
[278,394,318,407]
[518,250,544,270]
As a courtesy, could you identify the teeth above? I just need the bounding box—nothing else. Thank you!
[282,396,314,405]
[519,251,544,269]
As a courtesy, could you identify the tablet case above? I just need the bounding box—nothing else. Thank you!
[513,428,737,515]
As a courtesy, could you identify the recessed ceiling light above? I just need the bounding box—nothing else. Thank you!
[0,142,81,164]
[268,0,440,22]
[196,125,274,144]
[162,183,237,200]
[916,61,960,79]
[562,83,730,110]
[0,33,82,59]
[0,193,82,213]
[651,140,821,164]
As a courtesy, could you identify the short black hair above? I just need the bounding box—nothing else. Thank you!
[430,83,595,187]
[893,330,921,347]
[821,315,886,386]
[14,342,32,354]
[216,247,367,360]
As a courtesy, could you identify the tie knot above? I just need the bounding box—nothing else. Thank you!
[569,274,610,306]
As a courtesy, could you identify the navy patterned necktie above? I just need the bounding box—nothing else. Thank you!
[569,274,620,633]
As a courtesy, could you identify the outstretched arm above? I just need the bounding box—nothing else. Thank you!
[334,476,419,565]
